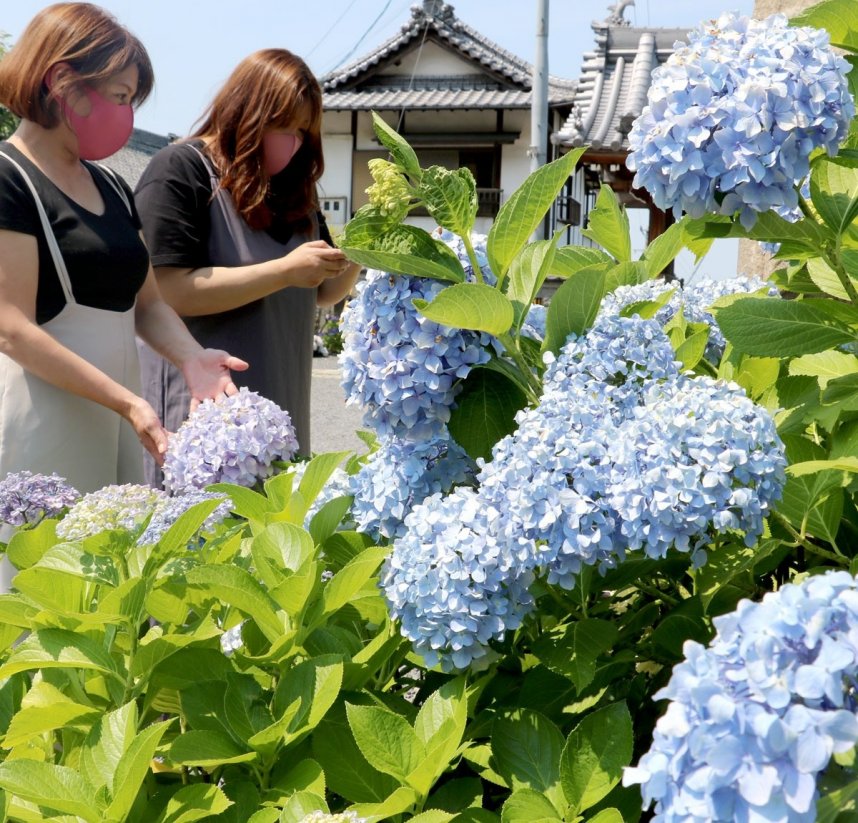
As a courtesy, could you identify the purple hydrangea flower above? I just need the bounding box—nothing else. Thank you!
[0,471,80,527]
[57,484,165,541]
[625,571,858,822]
[137,491,233,546]
[381,487,535,671]
[338,232,499,438]
[163,388,299,493]
[350,431,475,541]
[627,13,854,228]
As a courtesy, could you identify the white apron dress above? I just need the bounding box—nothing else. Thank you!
[0,151,144,496]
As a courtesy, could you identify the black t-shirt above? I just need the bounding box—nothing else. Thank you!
[0,142,148,324]
[133,140,332,269]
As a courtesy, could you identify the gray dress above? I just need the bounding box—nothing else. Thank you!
[139,146,317,487]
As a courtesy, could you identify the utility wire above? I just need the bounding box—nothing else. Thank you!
[307,0,363,58]
[396,10,432,131]
[325,0,394,74]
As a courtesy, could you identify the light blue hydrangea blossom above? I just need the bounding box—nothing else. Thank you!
[163,388,299,493]
[137,491,233,546]
[625,571,858,822]
[57,484,165,541]
[338,232,499,438]
[0,471,80,527]
[384,316,786,670]
[381,487,535,671]
[627,13,854,228]
[597,275,778,361]
[350,431,475,541]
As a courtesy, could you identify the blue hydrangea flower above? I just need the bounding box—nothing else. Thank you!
[625,571,858,822]
[137,491,232,546]
[608,375,786,565]
[520,303,547,343]
[381,487,535,671]
[627,13,854,228]
[163,388,299,493]
[338,232,499,438]
[57,484,166,541]
[0,471,80,527]
[351,431,475,541]
[598,276,779,364]
[220,620,246,657]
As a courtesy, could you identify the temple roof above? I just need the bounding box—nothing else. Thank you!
[103,128,171,187]
[321,0,576,111]
[553,4,687,153]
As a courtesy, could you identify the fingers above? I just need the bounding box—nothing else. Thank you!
[226,356,249,372]
[140,425,168,466]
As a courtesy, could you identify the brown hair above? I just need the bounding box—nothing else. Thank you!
[191,48,323,231]
[0,2,153,129]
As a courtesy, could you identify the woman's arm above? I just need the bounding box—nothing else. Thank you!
[0,228,169,461]
[134,256,248,406]
[317,261,361,307]
[154,239,352,317]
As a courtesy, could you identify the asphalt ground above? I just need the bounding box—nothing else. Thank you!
[309,355,369,458]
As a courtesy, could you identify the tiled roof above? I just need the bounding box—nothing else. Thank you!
[102,127,171,188]
[321,0,575,111]
[553,17,687,153]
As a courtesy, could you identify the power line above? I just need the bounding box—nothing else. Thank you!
[307,0,364,59]
[325,0,394,74]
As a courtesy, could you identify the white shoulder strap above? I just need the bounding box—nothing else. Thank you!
[0,150,75,304]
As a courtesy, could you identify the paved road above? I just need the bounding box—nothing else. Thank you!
[309,355,369,457]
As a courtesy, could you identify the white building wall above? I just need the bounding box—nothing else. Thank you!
[380,42,483,77]
[500,109,532,205]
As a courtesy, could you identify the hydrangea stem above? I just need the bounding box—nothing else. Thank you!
[461,233,485,285]
[497,333,542,401]
[798,194,858,307]
[771,510,848,566]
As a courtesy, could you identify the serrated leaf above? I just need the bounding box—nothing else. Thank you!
[560,702,633,816]
[447,368,527,462]
[550,246,614,278]
[155,784,234,823]
[414,282,514,336]
[419,165,478,237]
[371,111,422,179]
[5,517,58,570]
[0,629,121,681]
[541,264,608,354]
[207,483,270,522]
[492,710,564,811]
[792,0,858,52]
[106,719,173,820]
[0,762,99,822]
[640,218,686,276]
[487,147,587,279]
[500,789,561,823]
[170,730,256,767]
[582,185,632,262]
[342,225,465,283]
[346,703,425,783]
[532,619,619,693]
[811,158,858,235]
[185,564,283,643]
[789,350,858,389]
[319,547,388,621]
[505,237,560,327]
[715,297,854,356]
[694,539,780,610]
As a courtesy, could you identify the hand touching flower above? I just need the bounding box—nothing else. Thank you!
[180,349,249,412]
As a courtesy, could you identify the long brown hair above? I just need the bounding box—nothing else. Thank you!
[0,2,153,128]
[192,48,323,231]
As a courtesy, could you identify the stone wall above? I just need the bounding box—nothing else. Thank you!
[736,0,818,277]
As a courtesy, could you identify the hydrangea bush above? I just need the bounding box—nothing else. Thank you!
[0,471,79,528]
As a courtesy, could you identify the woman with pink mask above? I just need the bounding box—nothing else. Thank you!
[135,49,359,486]
[0,2,247,493]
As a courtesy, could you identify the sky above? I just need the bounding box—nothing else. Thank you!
[2,0,757,278]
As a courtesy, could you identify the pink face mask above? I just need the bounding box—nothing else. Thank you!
[60,87,134,160]
[263,132,302,176]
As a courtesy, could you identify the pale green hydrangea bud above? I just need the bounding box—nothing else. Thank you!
[366,158,413,220]
[298,812,366,823]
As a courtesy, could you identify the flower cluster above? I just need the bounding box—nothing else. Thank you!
[381,487,534,670]
[163,388,299,493]
[339,232,498,438]
[366,158,414,220]
[627,13,855,227]
[383,315,786,670]
[0,471,80,528]
[350,432,475,541]
[299,812,366,823]
[626,571,858,822]
[598,275,777,361]
[137,491,232,546]
[220,621,246,657]
[57,484,165,541]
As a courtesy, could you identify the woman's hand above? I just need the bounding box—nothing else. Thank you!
[125,396,170,465]
[181,349,250,411]
[281,240,351,288]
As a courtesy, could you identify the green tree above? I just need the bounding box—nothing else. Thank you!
[0,32,18,139]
